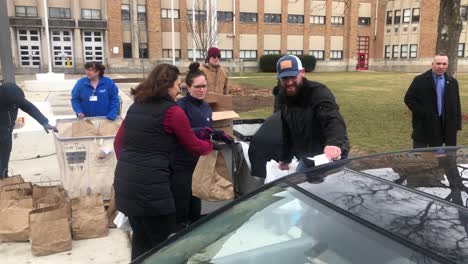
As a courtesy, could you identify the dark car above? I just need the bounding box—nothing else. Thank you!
[135,147,468,264]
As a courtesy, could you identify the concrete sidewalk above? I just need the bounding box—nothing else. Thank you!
[0,75,137,263]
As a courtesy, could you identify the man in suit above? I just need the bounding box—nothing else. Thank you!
[404,54,462,148]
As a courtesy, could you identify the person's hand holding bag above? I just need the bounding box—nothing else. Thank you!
[197,127,214,140]
[212,130,234,144]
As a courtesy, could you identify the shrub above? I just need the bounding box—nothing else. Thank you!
[259,54,282,72]
[297,55,317,72]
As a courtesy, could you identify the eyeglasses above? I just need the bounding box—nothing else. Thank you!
[192,84,208,89]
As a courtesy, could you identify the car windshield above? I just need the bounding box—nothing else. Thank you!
[141,183,442,264]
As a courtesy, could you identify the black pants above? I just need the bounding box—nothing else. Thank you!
[0,132,12,179]
[127,214,176,261]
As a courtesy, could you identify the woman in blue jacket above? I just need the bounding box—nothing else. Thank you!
[71,61,120,120]
[172,62,233,229]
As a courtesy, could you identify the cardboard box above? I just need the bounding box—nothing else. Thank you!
[206,93,240,135]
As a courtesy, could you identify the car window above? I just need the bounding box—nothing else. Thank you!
[141,184,442,264]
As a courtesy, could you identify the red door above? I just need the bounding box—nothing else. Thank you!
[357,52,367,70]
[357,36,369,70]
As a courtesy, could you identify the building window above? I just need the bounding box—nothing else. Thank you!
[264,50,280,55]
[217,11,233,21]
[49,7,71,19]
[15,6,38,17]
[287,50,303,56]
[240,50,257,60]
[121,5,130,20]
[409,44,418,58]
[220,50,233,59]
[386,11,392,25]
[264,13,281,23]
[123,43,132,58]
[384,45,391,59]
[458,43,465,57]
[51,30,73,67]
[392,45,399,58]
[412,8,420,23]
[311,16,325,24]
[139,43,148,58]
[288,15,304,24]
[137,5,146,21]
[163,49,181,59]
[402,9,411,23]
[331,16,344,25]
[240,12,257,23]
[394,10,401,24]
[188,49,203,59]
[330,50,343,60]
[309,50,324,60]
[81,9,101,20]
[161,9,180,19]
[187,10,207,21]
[461,6,468,21]
[400,45,408,58]
[358,17,370,26]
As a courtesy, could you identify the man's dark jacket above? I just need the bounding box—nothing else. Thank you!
[114,97,178,216]
[404,69,461,146]
[278,77,349,162]
[0,82,49,135]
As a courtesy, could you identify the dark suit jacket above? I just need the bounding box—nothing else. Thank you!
[404,69,462,146]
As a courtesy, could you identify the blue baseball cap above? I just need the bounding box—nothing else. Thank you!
[276,55,303,79]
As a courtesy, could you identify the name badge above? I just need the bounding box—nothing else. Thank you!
[89,95,98,101]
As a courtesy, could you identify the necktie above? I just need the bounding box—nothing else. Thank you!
[436,76,444,116]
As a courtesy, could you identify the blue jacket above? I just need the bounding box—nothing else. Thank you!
[71,76,120,120]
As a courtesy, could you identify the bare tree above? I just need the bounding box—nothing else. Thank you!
[436,0,463,76]
[186,0,221,60]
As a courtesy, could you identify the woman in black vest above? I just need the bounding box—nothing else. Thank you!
[113,64,213,261]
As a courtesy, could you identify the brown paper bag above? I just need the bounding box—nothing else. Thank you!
[192,150,234,201]
[72,120,98,137]
[107,185,117,228]
[29,206,72,256]
[71,194,108,240]
[2,182,33,195]
[0,190,34,241]
[98,119,120,136]
[32,185,67,209]
[0,175,24,189]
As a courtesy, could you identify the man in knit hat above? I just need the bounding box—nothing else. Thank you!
[200,47,229,94]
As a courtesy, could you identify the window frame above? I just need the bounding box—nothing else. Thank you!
[161,9,180,19]
[358,17,371,26]
[123,43,132,58]
[384,45,391,59]
[458,43,465,58]
[264,13,281,23]
[81,9,102,20]
[409,44,418,58]
[239,12,258,23]
[15,6,38,17]
[394,10,401,24]
[309,50,325,60]
[412,8,420,23]
[310,15,326,25]
[386,11,392,25]
[121,4,131,21]
[239,50,257,60]
[217,11,233,22]
[331,16,344,25]
[330,50,343,60]
[162,49,181,59]
[137,5,147,21]
[288,14,304,24]
[263,50,280,55]
[402,9,411,24]
[49,7,71,19]
[400,45,408,58]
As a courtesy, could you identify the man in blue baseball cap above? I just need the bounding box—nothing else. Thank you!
[275,55,350,172]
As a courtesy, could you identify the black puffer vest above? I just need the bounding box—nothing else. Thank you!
[114,96,178,216]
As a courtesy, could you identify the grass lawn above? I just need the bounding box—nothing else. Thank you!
[231,72,468,154]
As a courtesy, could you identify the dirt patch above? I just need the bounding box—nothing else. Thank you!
[230,83,274,112]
